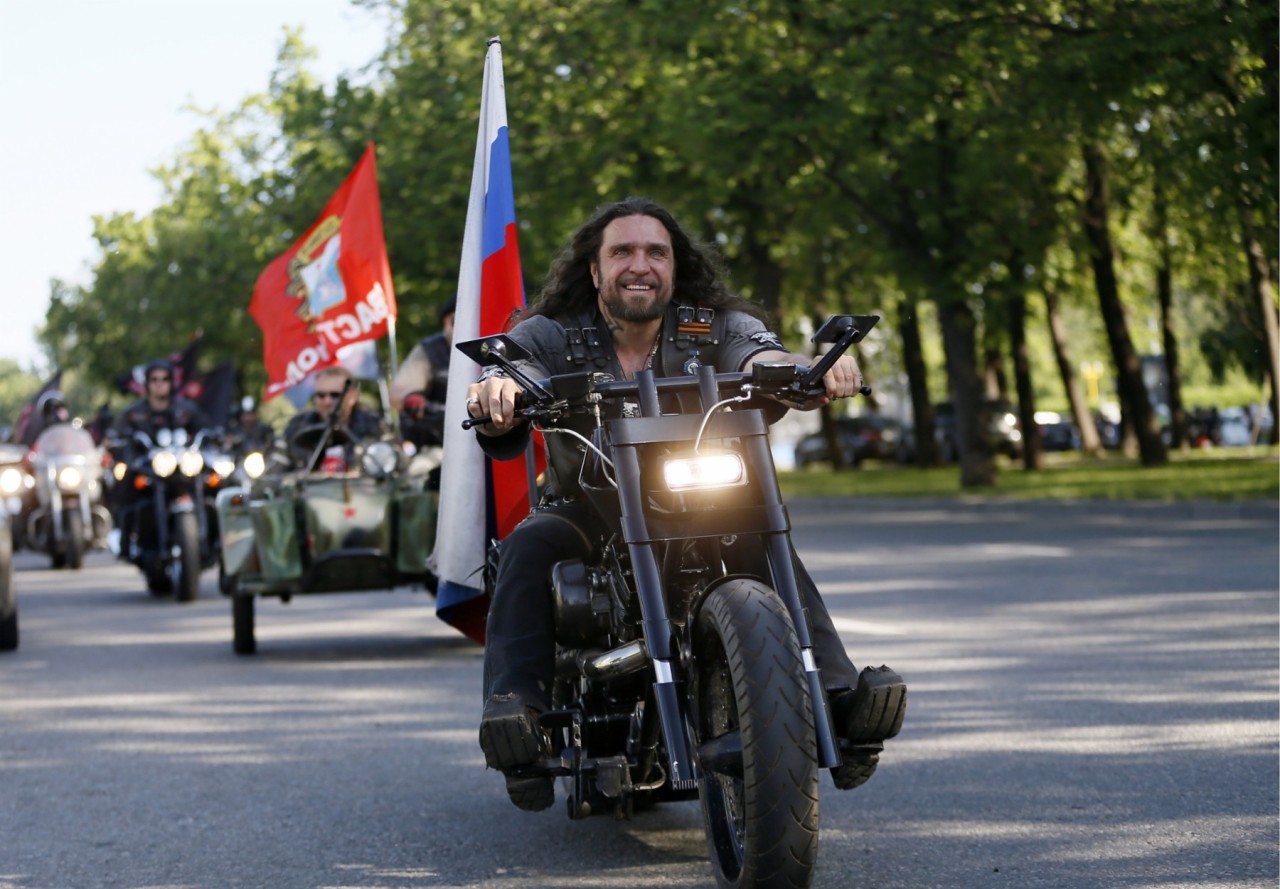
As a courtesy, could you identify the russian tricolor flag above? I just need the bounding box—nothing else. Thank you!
[433,39,542,643]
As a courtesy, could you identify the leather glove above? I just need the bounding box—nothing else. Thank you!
[403,391,427,420]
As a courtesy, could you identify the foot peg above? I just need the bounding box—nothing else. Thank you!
[838,665,907,744]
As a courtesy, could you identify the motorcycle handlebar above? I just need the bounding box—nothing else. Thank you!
[461,366,872,430]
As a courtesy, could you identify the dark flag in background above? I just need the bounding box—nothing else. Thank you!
[184,361,236,429]
[115,332,203,396]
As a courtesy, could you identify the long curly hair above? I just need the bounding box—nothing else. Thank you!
[528,197,767,322]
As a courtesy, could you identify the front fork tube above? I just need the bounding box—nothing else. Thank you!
[152,484,170,557]
[746,434,843,770]
[612,446,698,787]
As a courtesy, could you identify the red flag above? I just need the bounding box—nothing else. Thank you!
[251,143,397,401]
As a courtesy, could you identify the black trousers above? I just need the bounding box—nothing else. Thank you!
[483,501,860,711]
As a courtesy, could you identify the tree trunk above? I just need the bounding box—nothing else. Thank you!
[934,115,994,486]
[938,297,996,486]
[743,233,784,320]
[983,343,1008,401]
[1009,293,1044,470]
[1081,142,1167,466]
[1154,178,1190,449]
[1237,202,1280,444]
[898,298,938,466]
[1043,286,1102,455]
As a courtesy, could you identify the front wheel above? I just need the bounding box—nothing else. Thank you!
[232,595,256,655]
[173,511,201,603]
[64,509,85,570]
[0,524,16,651]
[692,578,820,889]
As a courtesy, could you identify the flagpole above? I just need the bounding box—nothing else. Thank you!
[386,316,399,381]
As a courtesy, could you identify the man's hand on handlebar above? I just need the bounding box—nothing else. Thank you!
[746,351,864,408]
[466,376,524,435]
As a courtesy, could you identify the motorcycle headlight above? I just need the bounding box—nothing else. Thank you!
[663,452,746,491]
[361,441,400,479]
[179,450,205,477]
[113,462,128,482]
[56,465,84,491]
[212,456,237,478]
[151,451,178,478]
[242,452,266,480]
[0,467,23,496]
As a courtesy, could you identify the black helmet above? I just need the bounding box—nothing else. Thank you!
[37,390,67,422]
[143,358,174,381]
[438,295,458,324]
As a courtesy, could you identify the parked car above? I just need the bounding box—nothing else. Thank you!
[1217,407,1254,447]
[1034,411,1081,452]
[793,415,902,468]
[1093,411,1122,449]
[898,400,1022,463]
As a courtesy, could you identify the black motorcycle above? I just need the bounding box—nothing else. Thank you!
[460,314,902,889]
[111,427,221,602]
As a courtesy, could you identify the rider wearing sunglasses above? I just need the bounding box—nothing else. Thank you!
[282,366,389,470]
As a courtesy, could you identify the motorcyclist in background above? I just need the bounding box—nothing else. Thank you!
[109,359,212,551]
[283,366,389,471]
[226,396,274,457]
[391,295,455,458]
[115,359,211,442]
[19,391,72,447]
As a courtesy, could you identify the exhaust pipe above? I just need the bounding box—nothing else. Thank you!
[581,639,648,680]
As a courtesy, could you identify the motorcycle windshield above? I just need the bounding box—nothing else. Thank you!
[34,424,97,458]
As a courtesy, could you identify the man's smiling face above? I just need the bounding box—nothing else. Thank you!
[591,214,675,324]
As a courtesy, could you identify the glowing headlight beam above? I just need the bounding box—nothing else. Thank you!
[151,451,178,478]
[242,452,266,479]
[56,465,84,491]
[663,453,746,491]
[0,467,23,496]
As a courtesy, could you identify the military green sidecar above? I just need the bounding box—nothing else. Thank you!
[216,435,439,654]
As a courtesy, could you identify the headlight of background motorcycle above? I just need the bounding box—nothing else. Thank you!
[179,450,204,477]
[56,465,84,491]
[151,451,178,478]
[0,467,23,496]
[242,452,266,479]
[113,462,128,481]
[361,441,400,479]
[212,456,237,478]
[663,453,746,491]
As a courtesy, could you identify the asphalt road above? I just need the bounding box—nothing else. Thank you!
[1,498,1276,889]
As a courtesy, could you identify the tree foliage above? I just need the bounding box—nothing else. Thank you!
[38,0,1278,471]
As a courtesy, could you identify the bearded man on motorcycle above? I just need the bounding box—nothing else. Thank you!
[466,197,906,810]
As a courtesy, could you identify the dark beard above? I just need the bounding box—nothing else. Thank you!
[600,283,667,324]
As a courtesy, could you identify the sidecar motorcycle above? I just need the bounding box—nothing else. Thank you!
[215,423,438,654]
